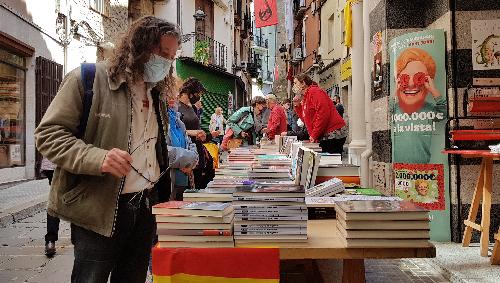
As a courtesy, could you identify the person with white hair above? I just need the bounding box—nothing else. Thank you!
[262,94,288,140]
[209,106,226,144]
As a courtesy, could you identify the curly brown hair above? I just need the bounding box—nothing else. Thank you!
[108,16,181,84]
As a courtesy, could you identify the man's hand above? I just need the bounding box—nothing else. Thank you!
[180,167,193,174]
[262,128,269,133]
[101,148,132,178]
[241,132,249,138]
[280,131,288,136]
[309,137,317,143]
[211,130,220,138]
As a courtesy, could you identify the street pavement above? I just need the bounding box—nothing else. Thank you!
[0,209,450,283]
[0,179,471,282]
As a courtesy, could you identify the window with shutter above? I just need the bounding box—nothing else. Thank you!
[35,57,63,178]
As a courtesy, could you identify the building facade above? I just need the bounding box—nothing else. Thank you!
[155,0,253,128]
[250,1,278,98]
[0,0,130,183]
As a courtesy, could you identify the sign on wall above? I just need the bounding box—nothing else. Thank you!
[394,163,445,210]
[389,29,450,241]
[471,19,500,71]
[341,57,352,81]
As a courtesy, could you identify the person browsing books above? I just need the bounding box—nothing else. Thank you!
[293,74,347,154]
[221,96,267,150]
[35,17,183,282]
[262,94,288,140]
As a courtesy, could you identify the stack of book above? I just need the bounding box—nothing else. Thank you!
[233,184,308,243]
[306,177,345,197]
[293,146,321,189]
[335,200,430,248]
[152,201,235,247]
[319,153,342,166]
[301,142,322,152]
[183,188,234,202]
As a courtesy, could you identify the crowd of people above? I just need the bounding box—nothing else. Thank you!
[34,16,348,283]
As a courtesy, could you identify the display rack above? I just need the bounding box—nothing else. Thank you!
[445,83,500,241]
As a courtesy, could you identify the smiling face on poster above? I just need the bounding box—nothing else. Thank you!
[389,30,449,218]
[389,29,447,165]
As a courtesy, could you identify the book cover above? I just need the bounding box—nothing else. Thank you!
[157,241,235,248]
[155,214,234,224]
[234,215,308,221]
[336,200,428,213]
[233,196,305,202]
[153,201,233,217]
[337,218,430,230]
[236,185,305,194]
[156,222,233,230]
[157,235,234,242]
[156,228,232,236]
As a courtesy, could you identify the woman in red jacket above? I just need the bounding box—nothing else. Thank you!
[293,74,347,154]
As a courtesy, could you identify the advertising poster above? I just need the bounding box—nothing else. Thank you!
[372,31,383,97]
[394,163,445,210]
[389,29,450,241]
[471,19,500,71]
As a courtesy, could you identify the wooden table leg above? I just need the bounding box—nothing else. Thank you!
[342,259,365,283]
[462,159,486,247]
[491,229,500,265]
[480,158,493,257]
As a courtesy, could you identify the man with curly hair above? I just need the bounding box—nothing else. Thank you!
[35,17,187,282]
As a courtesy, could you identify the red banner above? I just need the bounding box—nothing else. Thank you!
[255,0,278,28]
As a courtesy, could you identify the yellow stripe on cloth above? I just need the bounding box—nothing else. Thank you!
[154,273,280,283]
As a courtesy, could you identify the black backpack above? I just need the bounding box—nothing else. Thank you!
[77,63,96,138]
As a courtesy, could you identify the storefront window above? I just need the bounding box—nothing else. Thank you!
[0,48,25,168]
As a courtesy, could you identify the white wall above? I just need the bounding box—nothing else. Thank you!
[213,4,233,70]
[154,0,178,26]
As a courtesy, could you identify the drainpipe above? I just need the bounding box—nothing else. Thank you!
[360,0,372,187]
[347,0,367,166]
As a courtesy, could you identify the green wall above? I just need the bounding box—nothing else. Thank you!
[176,60,234,132]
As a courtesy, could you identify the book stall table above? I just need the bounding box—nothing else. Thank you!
[236,220,435,283]
[153,220,435,283]
[442,150,500,264]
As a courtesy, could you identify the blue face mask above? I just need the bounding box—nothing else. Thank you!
[144,54,173,83]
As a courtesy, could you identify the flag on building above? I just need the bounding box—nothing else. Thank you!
[152,247,280,282]
[255,0,278,28]
[274,65,279,81]
[344,0,353,47]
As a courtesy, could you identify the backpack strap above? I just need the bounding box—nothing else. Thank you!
[77,63,96,138]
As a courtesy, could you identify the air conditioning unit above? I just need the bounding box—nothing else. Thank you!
[293,48,303,61]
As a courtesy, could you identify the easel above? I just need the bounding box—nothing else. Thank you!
[443,150,500,262]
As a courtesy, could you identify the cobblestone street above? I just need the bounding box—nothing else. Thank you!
[0,210,451,283]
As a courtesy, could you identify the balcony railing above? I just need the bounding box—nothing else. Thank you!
[293,0,307,19]
[253,35,268,49]
[181,33,228,71]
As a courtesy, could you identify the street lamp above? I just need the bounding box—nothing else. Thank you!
[278,44,291,99]
[193,9,206,36]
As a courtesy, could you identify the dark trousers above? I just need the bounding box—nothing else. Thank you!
[320,137,347,154]
[44,170,60,243]
[70,192,155,283]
